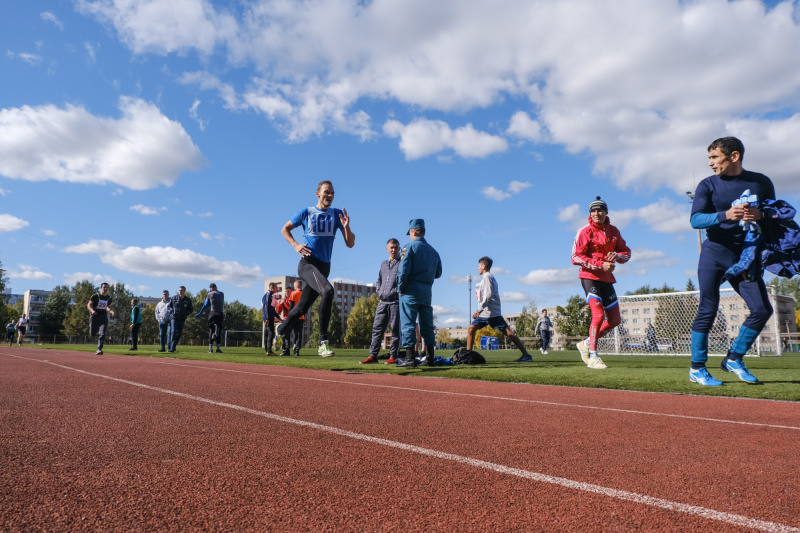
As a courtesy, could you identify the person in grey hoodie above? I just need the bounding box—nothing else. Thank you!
[466,256,533,362]
[360,238,401,364]
[155,290,171,352]
[534,309,554,354]
[195,283,224,353]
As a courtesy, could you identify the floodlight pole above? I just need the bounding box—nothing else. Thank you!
[467,273,473,319]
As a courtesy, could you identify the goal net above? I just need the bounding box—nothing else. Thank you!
[597,286,782,356]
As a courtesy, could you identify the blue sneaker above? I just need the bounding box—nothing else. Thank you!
[721,358,758,383]
[689,367,723,387]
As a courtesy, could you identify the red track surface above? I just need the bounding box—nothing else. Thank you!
[2,347,799,532]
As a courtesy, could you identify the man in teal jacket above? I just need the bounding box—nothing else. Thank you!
[397,219,442,368]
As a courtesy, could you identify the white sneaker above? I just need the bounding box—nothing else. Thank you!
[318,341,335,357]
[587,356,607,369]
[577,340,590,364]
[540,347,544,354]
[542,350,548,355]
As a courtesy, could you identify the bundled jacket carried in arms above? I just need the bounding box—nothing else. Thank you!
[723,190,800,281]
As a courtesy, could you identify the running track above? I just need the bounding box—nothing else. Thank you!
[2,347,799,532]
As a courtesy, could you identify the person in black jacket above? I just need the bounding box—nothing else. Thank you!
[167,286,193,353]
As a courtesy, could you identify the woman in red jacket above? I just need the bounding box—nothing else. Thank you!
[571,197,631,369]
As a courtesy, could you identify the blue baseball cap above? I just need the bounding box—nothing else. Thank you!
[406,218,425,235]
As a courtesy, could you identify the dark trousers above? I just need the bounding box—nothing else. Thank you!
[280,257,333,341]
[89,314,108,350]
[169,318,186,351]
[692,241,773,336]
[540,329,551,351]
[369,300,400,358]
[292,319,304,351]
[208,313,223,344]
[130,323,141,349]
[158,323,170,350]
[263,316,276,351]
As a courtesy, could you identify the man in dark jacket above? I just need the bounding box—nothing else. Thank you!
[167,286,193,353]
[262,282,281,355]
[361,238,401,364]
[195,283,225,353]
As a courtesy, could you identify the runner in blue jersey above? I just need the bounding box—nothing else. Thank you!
[278,180,355,356]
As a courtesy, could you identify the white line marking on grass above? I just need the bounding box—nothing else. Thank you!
[146,359,800,432]
[6,354,800,533]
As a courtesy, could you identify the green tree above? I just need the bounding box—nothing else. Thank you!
[107,283,134,344]
[138,303,160,345]
[625,283,676,296]
[554,295,591,349]
[38,285,72,335]
[62,280,98,337]
[223,300,258,345]
[514,301,538,337]
[435,328,454,347]
[179,289,205,345]
[685,279,697,292]
[769,276,800,310]
[344,294,378,348]
[0,257,10,327]
[306,299,343,347]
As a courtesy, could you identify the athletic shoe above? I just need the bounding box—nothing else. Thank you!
[721,358,758,383]
[385,357,397,364]
[128,347,137,351]
[318,341,335,357]
[542,350,548,355]
[208,348,213,353]
[515,354,534,363]
[540,347,544,354]
[360,356,379,364]
[280,349,290,356]
[95,350,103,355]
[265,350,277,356]
[577,340,590,364]
[689,367,723,387]
[157,349,166,353]
[587,356,607,369]
[216,348,223,353]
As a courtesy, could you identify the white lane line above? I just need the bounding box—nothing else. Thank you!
[146,358,800,431]
[6,350,800,431]
[7,354,800,533]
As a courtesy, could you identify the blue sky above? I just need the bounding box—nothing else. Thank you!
[2,0,800,328]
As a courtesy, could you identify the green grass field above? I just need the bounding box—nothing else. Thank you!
[35,344,800,402]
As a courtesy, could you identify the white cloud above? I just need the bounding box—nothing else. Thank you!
[8,265,53,280]
[6,51,42,65]
[443,317,468,327]
[42,229,56,236]
[77,0,800,193]
[200,232,212,240]
[130,204,166,215]
[507,111,545,142]
[0,97,205,190]
[500,291,529,302]
[558,199,692,233]
[63,272,117,286]
[0,214,29,233]
[450,275,471,283]
[0,188,9,196]
[626,248,680,276]
[481,180,532,201]
[186,210,213,217]
[189,99,207,131]
[432,305,460,316]
[517,268,575,287]
[63,239,264,286]
[41,11,64,29]
[84,42,97,63]
[384,119,508,160]
[491,267,510,275]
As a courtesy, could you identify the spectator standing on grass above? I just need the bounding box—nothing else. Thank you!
[289,280,304,356]
[688,137,775,386]
[128,298,142,352]
[6,320,16,346]
[262,282,281,356]
[195,283,225,353]
[397,219,442,368]
[466,256,533,363]
[277,180,355,357]
[535,309,553,355]
[571,196,631,370]
[277,285,294,356]
[155,290,171,353]
[646,322,659,352]
[361,238,401,365]
[87,283,115,355]
[167,286,193,353]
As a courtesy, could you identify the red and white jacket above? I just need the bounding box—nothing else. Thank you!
[571,216,631,283]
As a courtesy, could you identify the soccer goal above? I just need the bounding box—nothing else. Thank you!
[597,286,784,357]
